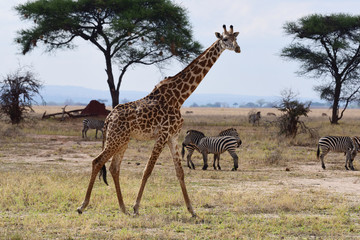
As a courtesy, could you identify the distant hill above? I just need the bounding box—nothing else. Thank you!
[36,85,327,108]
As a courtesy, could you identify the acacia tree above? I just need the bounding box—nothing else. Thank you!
[0,67,43,124]
[15,0,202,107]
[281,14,360,124]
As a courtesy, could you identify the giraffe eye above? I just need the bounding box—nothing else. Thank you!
[223,38,228,42]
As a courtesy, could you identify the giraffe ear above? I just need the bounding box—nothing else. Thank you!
[233,32,239,37]
[215,32,222,39]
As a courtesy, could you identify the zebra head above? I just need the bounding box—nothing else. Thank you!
[215,25,241,53]
[184,130,205,146]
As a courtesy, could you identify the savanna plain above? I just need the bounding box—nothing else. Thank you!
[1,106,360,239]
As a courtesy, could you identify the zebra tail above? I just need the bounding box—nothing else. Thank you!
[316,144,320,160]
[181,143,186,160]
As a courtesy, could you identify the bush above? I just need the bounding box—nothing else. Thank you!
[0,67,43,124]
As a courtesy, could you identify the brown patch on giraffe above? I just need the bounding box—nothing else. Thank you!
[195,76,202,83]
[193,67,202,75]
[182,83,190,92]
[199,60,206,67]
[173,89,180,99]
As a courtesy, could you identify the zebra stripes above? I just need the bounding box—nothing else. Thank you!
[182,130,205,169]
[82,118,105,139]
[317,136,360,170]
[198,135,239,171]
[182,128,242,170]
[218,128,242,147]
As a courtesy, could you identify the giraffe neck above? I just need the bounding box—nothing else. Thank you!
[149,40,224,108]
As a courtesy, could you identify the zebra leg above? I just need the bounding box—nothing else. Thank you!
[217,154,221,170]
[202,152,208,170]
[213,154,217,170]
[84,127,88,139]
[319,149,328,170]
[95,129,98,139]
[350,150,356,170]
[187,150,195,170]
[213,153,221,170]
[82,126,88,138]
[345,151,350,170]
[229,151,238,171]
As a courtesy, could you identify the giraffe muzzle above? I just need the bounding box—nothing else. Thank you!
[235,46,241,53]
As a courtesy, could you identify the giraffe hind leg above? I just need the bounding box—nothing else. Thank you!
[77,148,113,214]
[109,145,128,214]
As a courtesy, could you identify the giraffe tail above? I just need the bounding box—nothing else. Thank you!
[100,165,108,186]
[98,120,108,185]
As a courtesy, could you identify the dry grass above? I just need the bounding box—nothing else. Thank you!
[0,107,360,239]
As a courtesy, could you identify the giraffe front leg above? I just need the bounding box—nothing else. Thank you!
[77,150,111,214]
[168,137,197,218]
[133,136,166,215]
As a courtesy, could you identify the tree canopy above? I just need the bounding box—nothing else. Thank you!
[281,13,360,124]
[15,0,202,107]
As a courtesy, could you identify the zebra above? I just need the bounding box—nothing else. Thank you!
[183,133,239,171]
[182,128,242,169]
[249,111,261,126]
[316,136,360,170]
[82,118,105,139]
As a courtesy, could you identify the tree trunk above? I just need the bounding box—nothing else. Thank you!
[331,78,342,124]
[104,53,119,108]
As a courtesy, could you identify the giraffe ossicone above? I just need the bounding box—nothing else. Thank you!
[77,25,241,217]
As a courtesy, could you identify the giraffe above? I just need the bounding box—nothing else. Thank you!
[77,25,241,217]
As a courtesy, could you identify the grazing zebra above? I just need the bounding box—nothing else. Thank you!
[249,111,261,126]
[82,118,105,139]
[182,128,242,169]
[198,136,239,171]
[317,136,360,170]
[184,133,239,171]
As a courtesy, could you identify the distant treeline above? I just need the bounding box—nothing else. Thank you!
[42,98,360,109]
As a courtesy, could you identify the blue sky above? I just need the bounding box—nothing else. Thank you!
[2,0,360,100]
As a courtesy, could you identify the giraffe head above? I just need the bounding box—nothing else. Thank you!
[215,25,241,53]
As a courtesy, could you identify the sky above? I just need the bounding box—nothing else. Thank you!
[2,0,360,101]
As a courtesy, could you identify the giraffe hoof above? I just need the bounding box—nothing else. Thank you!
[77,208,83,214]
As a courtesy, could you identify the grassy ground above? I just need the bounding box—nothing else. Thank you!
[0,107,360,239]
